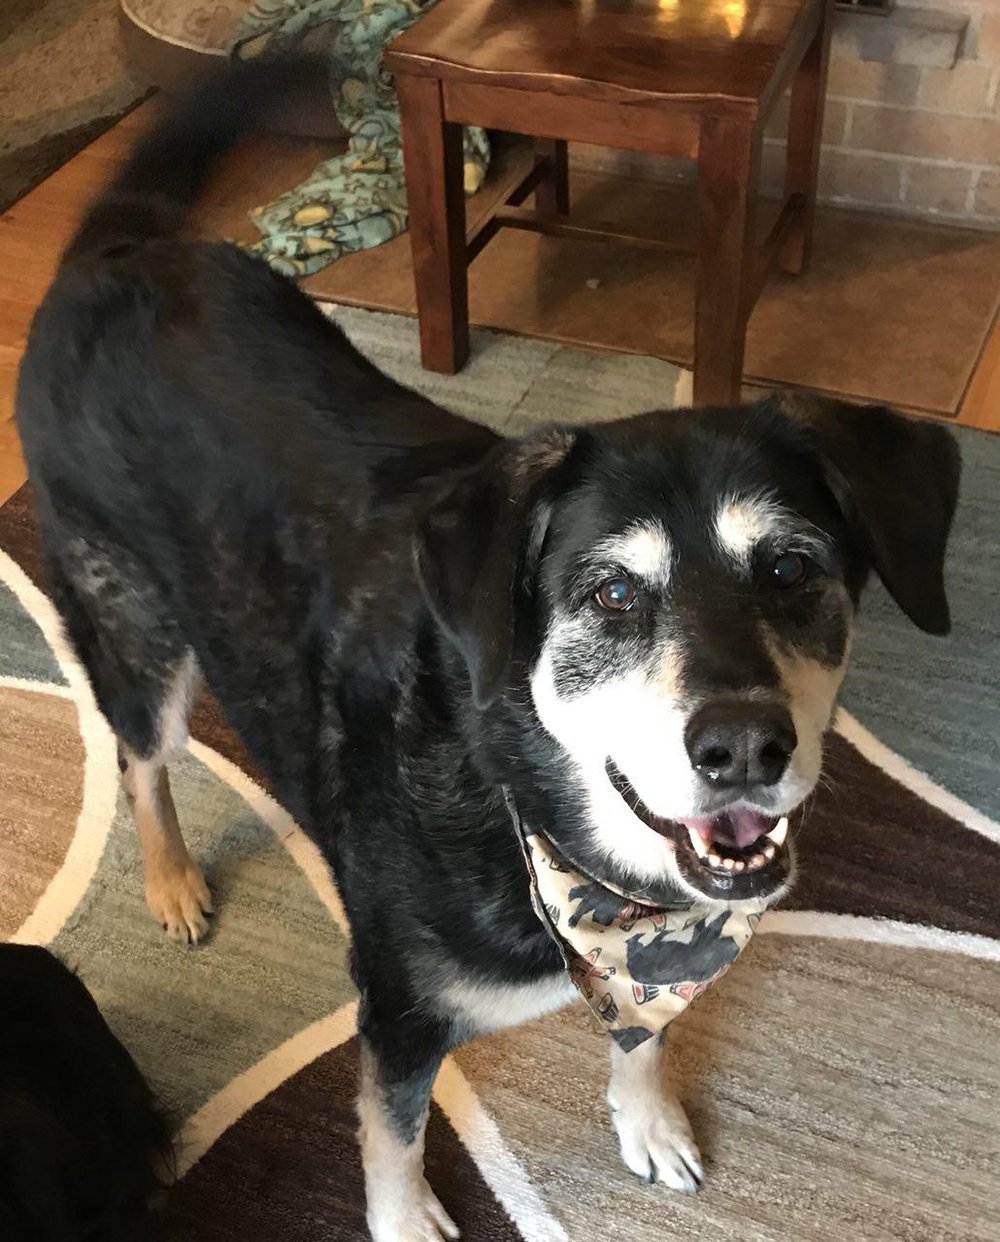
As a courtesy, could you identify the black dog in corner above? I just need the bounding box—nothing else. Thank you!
[14,60,959,1242]
[0,945,170,1241]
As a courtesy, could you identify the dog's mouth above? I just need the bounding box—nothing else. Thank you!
[606,760,792,900]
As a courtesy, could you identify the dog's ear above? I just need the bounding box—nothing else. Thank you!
[778,395,961,634]
[415,429,576,709]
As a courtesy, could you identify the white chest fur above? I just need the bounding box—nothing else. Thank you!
[440,971,578,1036]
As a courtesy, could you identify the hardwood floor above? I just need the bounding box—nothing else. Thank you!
[1,100,996,509]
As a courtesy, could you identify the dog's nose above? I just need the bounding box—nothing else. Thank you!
[685,701,797,790]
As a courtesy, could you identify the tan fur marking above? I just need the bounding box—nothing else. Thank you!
[653,641,685,699]
[123,760,212,944]
[762,613,853,801]
[510,428,576,487]
[715,495,784,565]
[120,652,211,944]
[597,521,673,586]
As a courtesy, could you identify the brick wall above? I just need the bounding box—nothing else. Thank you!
[572,1,1000,228]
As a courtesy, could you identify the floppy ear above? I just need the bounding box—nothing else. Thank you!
[414,429,576,709]
[779,395,961,634]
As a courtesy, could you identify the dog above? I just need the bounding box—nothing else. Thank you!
[0,945,170,1240]
[15,62,960,1241]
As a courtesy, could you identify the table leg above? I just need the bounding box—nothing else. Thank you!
[534,138,570,215]
[780,0,834,274]
[397,74,469,373]
[695,115,760,406]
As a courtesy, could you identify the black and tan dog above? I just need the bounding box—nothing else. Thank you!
[15,64,959,1241]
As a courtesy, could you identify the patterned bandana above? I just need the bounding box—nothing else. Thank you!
[503,790,760,1052]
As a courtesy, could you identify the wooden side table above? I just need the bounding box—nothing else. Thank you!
[385,0,833,406]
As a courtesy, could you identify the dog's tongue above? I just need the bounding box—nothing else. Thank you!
[684,809,776,850]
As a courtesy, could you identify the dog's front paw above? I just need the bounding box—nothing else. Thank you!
[144,860,213,944]
[367,1176,459,1242]
[609,1091,704,1192]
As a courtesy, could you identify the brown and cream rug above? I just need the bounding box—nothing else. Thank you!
[1,308,998,1241]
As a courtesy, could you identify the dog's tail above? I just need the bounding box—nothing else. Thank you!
[64,57,323,262]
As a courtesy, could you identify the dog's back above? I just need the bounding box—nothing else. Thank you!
[0,945,170,1241]
[19,58,491,509]
[15,61,496,837]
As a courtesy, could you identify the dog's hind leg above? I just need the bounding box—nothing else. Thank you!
[47,536,212,943]
[117,651,213,944]
[357,994,458,1242]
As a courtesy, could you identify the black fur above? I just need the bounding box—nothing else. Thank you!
[0,946,170,1241]
[15,63,960,1168]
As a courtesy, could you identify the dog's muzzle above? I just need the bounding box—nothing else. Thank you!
[606,760,792,901]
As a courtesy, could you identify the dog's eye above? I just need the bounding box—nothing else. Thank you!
[595,577,637,612]
[772,552,807,588]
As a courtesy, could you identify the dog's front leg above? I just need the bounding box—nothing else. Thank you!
[607,1033,703,1192]
[358,1006,458,1242]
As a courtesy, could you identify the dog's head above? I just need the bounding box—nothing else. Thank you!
[416,395,959,909]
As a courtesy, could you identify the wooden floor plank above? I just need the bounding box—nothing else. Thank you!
[0,420,27,506]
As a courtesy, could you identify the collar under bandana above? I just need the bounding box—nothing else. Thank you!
[503,789,760,1052]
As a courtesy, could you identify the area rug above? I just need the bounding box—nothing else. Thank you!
[1,308,998,1241]
[0,0,149,213]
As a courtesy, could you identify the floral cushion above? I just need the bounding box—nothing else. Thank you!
[120,0,250,55]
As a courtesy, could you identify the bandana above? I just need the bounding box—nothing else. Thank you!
[503,789,759,1052]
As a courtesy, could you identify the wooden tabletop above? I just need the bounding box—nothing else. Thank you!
[385,0,823,109]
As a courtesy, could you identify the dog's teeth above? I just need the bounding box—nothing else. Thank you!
[762,841,777,860]
[748,853,766,869]
[707,852,723,868]
[766,817,789,848]
[686,825,710,858]
[721,857,736,871]
[732,860,746,873]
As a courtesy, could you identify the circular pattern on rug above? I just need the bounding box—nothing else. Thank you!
[0,684,81,937]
